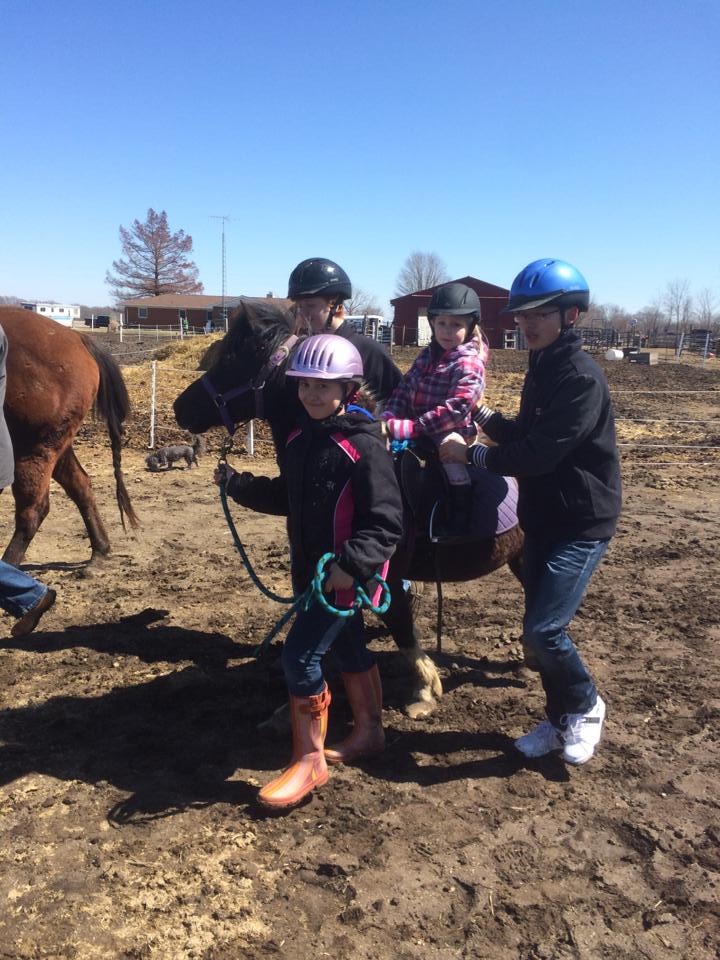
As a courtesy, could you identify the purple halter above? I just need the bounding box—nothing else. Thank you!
[200,334,299,436]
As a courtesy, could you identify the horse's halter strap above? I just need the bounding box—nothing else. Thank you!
[200,335,299,436]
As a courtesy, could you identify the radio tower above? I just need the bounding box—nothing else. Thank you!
[210,215,233,331]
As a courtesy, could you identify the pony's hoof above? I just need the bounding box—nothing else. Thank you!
[405,697,437,720]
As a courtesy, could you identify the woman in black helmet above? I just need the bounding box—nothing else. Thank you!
[287,258,401,403]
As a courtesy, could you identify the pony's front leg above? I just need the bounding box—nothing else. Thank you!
[381,576,443,719]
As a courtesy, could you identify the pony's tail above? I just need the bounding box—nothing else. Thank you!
[80,335,140,531]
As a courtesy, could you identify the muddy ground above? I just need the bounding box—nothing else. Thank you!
[0,349,719,960]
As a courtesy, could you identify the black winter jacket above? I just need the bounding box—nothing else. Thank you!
[480,330,622,544]
[226,410,403,598]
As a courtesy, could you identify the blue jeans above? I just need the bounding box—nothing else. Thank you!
[282,601,375,697]
[522,536,609,725]
[0,559,47,618]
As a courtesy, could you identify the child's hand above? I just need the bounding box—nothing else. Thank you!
[213,463,236,486]
[439,435,468,464]
[324,562,355,593]
[384,418,414,441]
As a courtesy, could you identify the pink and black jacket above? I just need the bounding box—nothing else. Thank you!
[225,411,403,605]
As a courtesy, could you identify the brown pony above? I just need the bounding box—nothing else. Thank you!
[0,307,139,565]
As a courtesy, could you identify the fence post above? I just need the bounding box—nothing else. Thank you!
[149,361,157,449]
[247,420,255,456]
[702,332,711,363]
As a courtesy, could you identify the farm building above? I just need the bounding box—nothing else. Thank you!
[123,293,292,331]
[20,301,81,328]
[391,277,515,349]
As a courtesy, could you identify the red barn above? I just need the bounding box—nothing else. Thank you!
[391,276,517,349]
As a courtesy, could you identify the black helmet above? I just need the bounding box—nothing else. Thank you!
[287,258,352,301]
[427,283,481,324]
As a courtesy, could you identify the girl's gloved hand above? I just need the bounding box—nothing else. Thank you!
[213,463,236,486]
[324,562,355,593]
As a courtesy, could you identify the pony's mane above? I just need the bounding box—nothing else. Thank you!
[225,299,296,359]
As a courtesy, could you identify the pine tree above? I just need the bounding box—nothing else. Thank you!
[106,208,204,302]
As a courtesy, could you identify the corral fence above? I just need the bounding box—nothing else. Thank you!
[74,334,720,474]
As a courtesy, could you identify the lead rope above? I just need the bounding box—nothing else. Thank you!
[216,443,392,657]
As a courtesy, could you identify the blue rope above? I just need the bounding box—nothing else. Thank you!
[218,481,391,656]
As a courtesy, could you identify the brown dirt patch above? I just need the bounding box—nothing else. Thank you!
[0,348,719,959]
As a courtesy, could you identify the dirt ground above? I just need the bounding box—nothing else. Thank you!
[0,349,719,960]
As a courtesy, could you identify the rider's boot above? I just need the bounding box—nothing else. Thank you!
[431,484,474,544]
[324,664,385,765]
[258,685,331,810]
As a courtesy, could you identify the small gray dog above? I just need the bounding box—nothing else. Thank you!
[145,435,205,472]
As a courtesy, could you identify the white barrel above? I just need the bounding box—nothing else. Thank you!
[605,348,624,361]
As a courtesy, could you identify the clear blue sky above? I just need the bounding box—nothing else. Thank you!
[1,0,718,315]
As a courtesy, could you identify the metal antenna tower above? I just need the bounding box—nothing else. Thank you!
[210,215,233,331]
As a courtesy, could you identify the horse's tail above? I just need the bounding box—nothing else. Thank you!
[80,334,140,531]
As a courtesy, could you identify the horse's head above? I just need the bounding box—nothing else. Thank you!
[174,299,301,436]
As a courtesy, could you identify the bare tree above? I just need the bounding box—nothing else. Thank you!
[694,287,719,332]
[346,287,382,315]
[663,278,692,332]
[634,302,665,343]
[106,208,203,303]
[395,251,449,296]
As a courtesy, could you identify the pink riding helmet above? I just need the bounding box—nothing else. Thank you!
[286,334,363,383]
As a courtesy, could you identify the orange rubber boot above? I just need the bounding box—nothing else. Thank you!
[324,665,385,765]
[258,685,331,810]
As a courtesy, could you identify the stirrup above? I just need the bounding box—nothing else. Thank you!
[429,500,473,545]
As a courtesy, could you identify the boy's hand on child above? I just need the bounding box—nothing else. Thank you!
[324,562,355,593]
[439,436,468,464]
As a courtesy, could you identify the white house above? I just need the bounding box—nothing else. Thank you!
[21,301,81,328]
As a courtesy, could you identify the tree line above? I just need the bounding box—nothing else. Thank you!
[6,210,719,337]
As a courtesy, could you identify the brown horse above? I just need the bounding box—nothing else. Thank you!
[174,300,523,718]
[0,307,139,565]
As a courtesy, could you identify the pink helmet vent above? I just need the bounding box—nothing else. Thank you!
[286,334,363,381]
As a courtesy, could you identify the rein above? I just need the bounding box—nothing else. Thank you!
[216,443,391,657]
[201,334,300,435]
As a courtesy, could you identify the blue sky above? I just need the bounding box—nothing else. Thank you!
[1,0,718,315]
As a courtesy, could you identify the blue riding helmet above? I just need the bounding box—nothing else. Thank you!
[503,259,590,315]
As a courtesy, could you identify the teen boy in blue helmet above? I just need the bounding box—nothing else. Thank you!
[441,259,621,765]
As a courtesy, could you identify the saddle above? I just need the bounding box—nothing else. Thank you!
[395,442,519,544]
[396,443,451,542]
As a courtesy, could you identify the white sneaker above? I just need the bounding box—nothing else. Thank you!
[514,719,563,758]
[561,696,606,765]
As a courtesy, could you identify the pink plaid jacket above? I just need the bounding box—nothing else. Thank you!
[382,340,488,442]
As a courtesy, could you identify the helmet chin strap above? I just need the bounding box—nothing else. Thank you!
[323,296,343,331]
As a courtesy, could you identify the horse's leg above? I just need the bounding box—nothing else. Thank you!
[52,446,111,561]
[2,456,54,566]
[381,571,443,719]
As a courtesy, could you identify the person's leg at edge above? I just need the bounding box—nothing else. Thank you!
[515,538,609,764]
[0,560,56,638]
